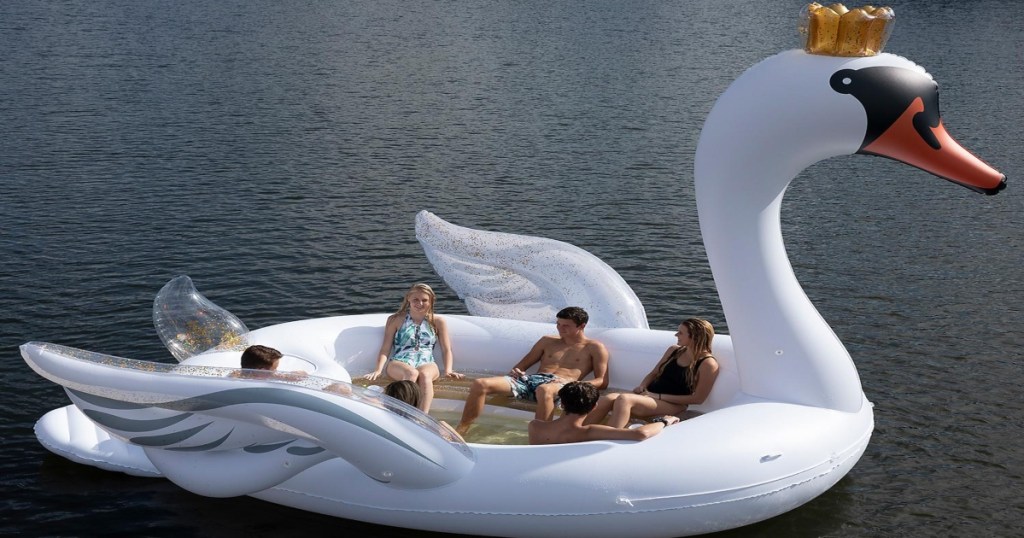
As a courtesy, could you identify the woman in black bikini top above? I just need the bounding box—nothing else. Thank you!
[645,348,712,396]
[583,318,720,428]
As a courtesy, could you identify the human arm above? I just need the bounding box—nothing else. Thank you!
[275,370,309,382]
[585,341,610,390]
[584,415,680,441]
[509,337,549,377]
[324,382,352,395]
[364,315,400,380]
[434,316,463,379]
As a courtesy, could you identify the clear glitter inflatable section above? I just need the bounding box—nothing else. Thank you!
[153,275,250,362]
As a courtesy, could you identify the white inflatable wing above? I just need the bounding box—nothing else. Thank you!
[416,211,648,329]
[21,342,474,496]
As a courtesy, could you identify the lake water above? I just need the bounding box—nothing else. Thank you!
[2,0,1022,536]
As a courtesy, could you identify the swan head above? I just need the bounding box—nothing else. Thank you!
[696,50,1005,201]
[693,49,1005,411]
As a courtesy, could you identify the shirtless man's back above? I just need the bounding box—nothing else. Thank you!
[528,382,677,445]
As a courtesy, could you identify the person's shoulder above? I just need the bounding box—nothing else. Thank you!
[536,334,561,346]
[585,338,609,352]
[527,419,547,443]
[385,312,404,324]
[433,315,448,327]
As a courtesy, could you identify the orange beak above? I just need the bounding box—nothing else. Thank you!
[861,97,1005,195]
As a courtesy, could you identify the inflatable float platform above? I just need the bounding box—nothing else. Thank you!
[22,5,1005,537]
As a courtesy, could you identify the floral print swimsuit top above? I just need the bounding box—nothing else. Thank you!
[391,314,437,368]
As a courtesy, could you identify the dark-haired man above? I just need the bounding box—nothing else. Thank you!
[240,344,282,370]
[455,307,609,435]
[529,382,678,444]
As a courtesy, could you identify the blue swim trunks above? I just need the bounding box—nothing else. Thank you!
[505,373,565,401]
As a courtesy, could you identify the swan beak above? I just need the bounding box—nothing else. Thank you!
[860,96,1006,195]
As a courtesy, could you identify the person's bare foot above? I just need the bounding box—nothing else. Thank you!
[455,422,472,436]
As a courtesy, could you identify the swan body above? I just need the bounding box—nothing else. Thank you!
[22,48,1003,537]
[23,314,870,537]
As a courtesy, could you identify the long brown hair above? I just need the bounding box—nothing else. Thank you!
[656,318,715,390]
[395,283,437,331]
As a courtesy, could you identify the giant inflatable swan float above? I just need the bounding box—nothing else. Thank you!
[22,6,1005,537]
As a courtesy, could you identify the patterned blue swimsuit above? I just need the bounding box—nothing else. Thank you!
[391,314,437,368]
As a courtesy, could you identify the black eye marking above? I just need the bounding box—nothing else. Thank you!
[830,66,941,150]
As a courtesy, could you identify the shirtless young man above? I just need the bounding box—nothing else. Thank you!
[455,306,609,435]
[529,382,679,445]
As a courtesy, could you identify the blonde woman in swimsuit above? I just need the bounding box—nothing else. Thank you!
[584,318,719,428]
[365,283,463,413]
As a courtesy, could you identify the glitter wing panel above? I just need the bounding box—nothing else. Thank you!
[415,210,649,329]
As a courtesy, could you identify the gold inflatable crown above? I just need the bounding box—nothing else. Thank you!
[800,3,895,57]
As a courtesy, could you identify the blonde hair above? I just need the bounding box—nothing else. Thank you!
[656,318,715,390]
[395,283,437,330]
[684,318,715,358]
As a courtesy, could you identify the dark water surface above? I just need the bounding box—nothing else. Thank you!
[2,1,1022,536]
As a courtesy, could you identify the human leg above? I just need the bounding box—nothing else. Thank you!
[415,363,440,413]
[386,360,420,383]
[607,393,660,428]
[456,376,512,434]
[583,391,623,425]
[533,380,565,420]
